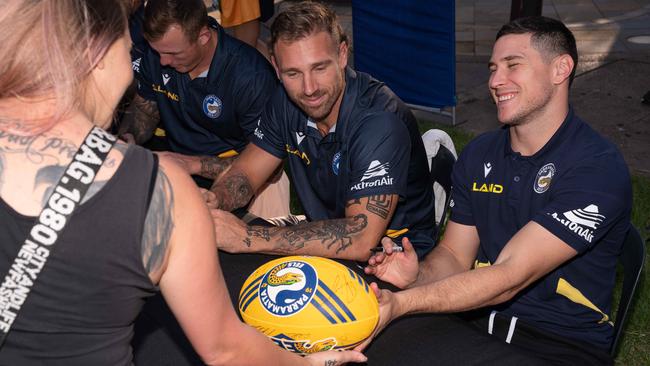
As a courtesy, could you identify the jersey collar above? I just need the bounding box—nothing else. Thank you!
[504,106,579,163]
[204,17,227,83]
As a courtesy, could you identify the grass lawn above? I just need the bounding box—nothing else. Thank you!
[418,120,649,365]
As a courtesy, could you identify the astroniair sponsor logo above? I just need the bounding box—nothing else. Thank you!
[361,160,389,181]
[549,204,605,243]
[472,182,503,193]
[152,84,179,101]
[534,163,555,194]
[253,118,264,140]
[285,144,310,165]
[351,160,393,192]
[132,57,141,73]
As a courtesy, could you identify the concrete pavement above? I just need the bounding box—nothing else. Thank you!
[453,0,650,176]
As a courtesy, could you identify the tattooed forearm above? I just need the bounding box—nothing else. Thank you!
[243,214,368,255]
[247,226,272,241]
[345,198,361,208]
[199,156,235,179]
[120,95,160,144]
[141,166,175,276]
[366,194,392,219]
[210,172,254,211]
[243,227,273,247]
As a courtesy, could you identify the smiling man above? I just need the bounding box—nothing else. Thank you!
[206,1,436,261]
[361,16,632,365]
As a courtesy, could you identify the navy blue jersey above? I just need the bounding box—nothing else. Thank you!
[135,18,278,156]
[450,108,632,349]
[129,4,147,64]
[253,68,436,255]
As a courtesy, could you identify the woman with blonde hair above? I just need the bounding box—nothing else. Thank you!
[0,1,366,365]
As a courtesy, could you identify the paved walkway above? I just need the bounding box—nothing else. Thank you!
[260,1,650,176]
[453,0,650,176]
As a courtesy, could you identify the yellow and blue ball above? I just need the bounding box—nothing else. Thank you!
[238,256,379,354]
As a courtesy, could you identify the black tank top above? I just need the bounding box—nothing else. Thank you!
[0,145,158,365]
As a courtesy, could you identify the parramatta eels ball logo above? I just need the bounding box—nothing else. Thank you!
[332,151,342,176]
[202,94,222,119]
[534,163,555,194]
[259,260,317,316]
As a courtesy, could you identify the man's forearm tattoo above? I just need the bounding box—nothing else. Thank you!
[200,156,234,179]
[345,198,361,208]
[366,194,392,219]
[244,226,272,247]
[211,172,254,211]
[125,96,160,144]
[141,166,175,275]
[243,214,368,254]
[324,361,336,366]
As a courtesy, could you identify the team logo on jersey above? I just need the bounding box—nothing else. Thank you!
[332,151,342,175]
[484,162,493,178]
[162,73,171,86]
[259,261,317,317]
[549,204,605,243]
[351,160,393,192]
[203,94,222,119]
[534,163,555,194]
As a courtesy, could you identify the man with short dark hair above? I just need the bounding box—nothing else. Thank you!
[362,16,631,365]
[120,0,288,218]
[206,1,436,261]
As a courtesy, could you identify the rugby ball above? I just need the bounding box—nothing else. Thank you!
[238,256,378,354]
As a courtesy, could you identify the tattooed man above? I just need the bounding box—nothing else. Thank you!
[119,0,289,218]
[207,2,436,261]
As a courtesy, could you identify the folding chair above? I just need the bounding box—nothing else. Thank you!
[421,129,457,243]
[610,225,646,356]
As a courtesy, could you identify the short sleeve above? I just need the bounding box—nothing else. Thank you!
[250,89,289,159]
[134,49,156,101]
[346,112,409,199]
[533,161,631,254]
[449,146,475,226]
[234,70,279,139]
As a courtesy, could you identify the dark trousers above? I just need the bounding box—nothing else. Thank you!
[361,310,612,366]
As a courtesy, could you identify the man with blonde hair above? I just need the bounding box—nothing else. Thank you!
[206,1,437,261]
